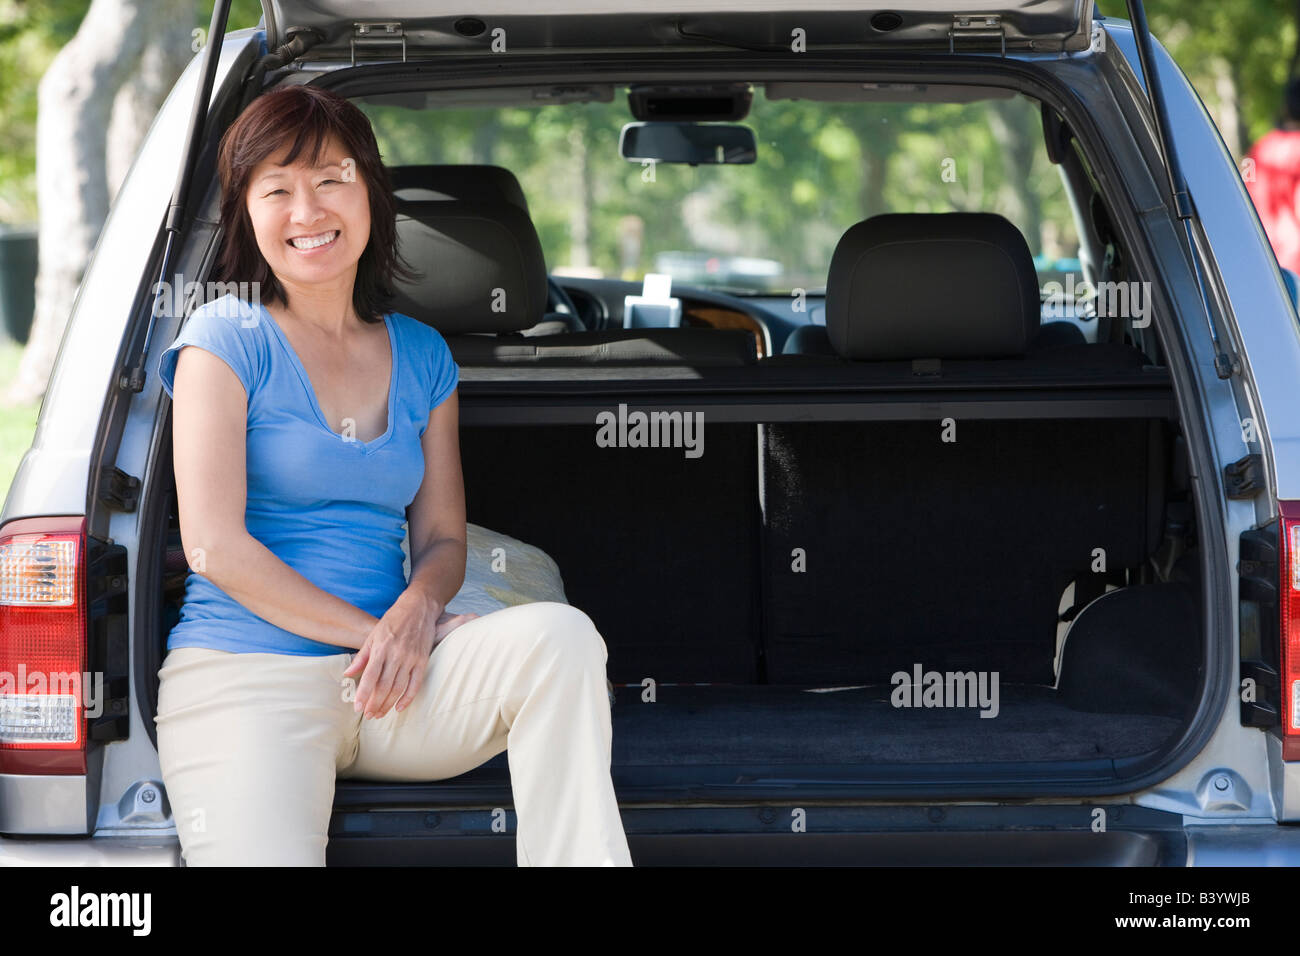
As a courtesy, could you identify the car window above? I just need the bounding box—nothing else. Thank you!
[357,86,1080,299]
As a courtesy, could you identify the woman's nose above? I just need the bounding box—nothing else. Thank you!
[289,184,326,228]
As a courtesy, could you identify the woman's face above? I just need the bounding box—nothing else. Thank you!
[245,133,371,296]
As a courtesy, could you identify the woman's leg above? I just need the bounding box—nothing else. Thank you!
[339,601,632,866]
[154,646,355,866]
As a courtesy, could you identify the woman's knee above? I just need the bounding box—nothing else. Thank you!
[523,601,607,665]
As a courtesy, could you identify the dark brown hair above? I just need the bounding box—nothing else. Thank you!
[211,84,417,324]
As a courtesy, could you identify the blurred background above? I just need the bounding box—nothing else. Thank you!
[0,0,1294,501]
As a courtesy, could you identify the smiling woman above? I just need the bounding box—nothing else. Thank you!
[153,84,632,867]
[212,84,417,325]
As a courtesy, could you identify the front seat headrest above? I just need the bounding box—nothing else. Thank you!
[389,198,549,335]
[826,212,1040,360]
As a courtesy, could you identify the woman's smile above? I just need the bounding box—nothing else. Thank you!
[287,229,340,253]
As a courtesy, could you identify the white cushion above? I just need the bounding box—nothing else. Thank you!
[402,521,568,615]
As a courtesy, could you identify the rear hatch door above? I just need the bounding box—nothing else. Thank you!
[258,0,1096,58]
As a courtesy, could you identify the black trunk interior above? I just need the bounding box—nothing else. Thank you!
[456,415,1202,769]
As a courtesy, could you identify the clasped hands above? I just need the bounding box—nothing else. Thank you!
[342,589,479,720]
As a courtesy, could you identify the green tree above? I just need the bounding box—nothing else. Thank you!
[1098,0,1298,157]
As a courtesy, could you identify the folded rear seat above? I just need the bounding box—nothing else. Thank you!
[759,212,1162,686]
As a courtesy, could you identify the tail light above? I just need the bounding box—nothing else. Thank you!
[1281,502,1300,759]
[0,516,89,774]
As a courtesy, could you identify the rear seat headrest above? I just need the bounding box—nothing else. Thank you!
[389,198,549,335]
[826,212,1040,360]
[389,164,531,211]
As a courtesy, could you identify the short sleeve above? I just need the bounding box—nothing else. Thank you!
[157,299,259,400]
[428,325,460,411]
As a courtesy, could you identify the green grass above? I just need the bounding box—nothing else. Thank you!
[0,336,40,507]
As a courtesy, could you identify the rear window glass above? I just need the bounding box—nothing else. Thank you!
[357,85,1080,300]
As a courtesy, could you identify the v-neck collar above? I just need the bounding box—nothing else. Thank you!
[258,301,398,454]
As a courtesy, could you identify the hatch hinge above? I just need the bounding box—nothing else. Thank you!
[352,21,406,66]
[1224,453,1265,500]
[949,14,1005,56]
[97,466,140,513]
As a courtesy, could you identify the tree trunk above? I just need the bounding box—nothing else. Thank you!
[987,98,1042,255]
[847,114,898,220]
[108,2,193,201]
[4,0,193,408]
[568,121,592,269]
[1210,56,1244,160]
[471,118,500,165]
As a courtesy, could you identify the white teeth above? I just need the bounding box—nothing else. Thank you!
[290,230,338,250]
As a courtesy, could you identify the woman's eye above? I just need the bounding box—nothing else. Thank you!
[319,179,338,186]
[266,189,287,196]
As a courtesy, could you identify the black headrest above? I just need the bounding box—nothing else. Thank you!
[826,212,1040,360]
[389,199,548,335]
[389,164,530,211]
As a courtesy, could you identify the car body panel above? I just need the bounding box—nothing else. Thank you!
[1099,21,1300,822]
[1108,23,1300,505]
[0,834,179,866]
[1062,21,1288,824]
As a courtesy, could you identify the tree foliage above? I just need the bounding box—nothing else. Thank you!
[364,89,1077,292]
[0,0,261,222]
[1098,0,1298,154]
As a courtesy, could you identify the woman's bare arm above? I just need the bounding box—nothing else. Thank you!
[402,390,468,611]
[170,344,376,650]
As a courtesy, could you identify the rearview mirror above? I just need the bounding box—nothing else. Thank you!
[619,121,757,165]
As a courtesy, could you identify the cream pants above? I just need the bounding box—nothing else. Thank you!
[154,601,632,866]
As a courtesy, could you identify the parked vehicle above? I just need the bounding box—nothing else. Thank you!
[4,0,1300,865]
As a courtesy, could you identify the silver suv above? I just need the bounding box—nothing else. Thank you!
[4,0,1300,866]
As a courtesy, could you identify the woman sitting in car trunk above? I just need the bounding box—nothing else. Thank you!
[153,83,631,867]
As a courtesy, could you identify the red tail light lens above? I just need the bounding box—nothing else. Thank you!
[0,516,88,774]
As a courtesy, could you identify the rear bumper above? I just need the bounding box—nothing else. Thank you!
[1184,823,1300,864]
[5,817,1295,866]
[0,772,95,835]
[0,834,179,866]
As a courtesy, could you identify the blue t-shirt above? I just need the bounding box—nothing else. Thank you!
[157,293,459,656]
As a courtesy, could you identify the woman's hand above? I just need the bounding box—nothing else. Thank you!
[343,591,480,720]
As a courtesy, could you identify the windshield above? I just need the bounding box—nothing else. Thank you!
[358,85,1080,297]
